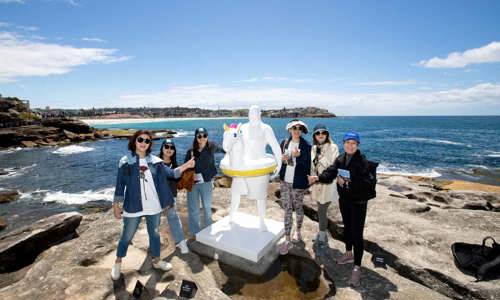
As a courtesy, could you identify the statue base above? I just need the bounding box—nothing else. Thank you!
[195,212,284,264]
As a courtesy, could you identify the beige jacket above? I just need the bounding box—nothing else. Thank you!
[310,142,339,204]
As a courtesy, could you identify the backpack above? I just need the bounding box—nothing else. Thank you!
[365,160,378,201]
[452,236,500,281]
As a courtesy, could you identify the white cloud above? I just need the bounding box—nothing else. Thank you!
[354,80,417,86]
[115,82,500,115]
[0,22,10,27]
[16,25,38,31]
[419,41,500,68]
[0,31,131,82]
[81,37,108,43]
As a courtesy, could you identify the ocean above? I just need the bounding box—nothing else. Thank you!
[1,116,499,233]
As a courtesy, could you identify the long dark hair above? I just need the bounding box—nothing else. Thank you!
[159,141,178,168]
[128,130,153,155]
[192,137,212,154]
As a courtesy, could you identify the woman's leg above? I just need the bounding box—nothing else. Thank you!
[116,216,142,259]
[351,202,368,266]
[338,197,353,252]
[166,204,185,244]
[200,181,213,229]
[280,182,293,239]
[318,202,331,232]
[292,188,306,240]
[145,213,162,258]
[186,185,201,235]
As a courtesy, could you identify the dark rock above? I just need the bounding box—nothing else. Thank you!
[0,190,19,204]
[0,218,6,231]
[0,169,7,176]
[41,118,93,134]
[214,176,232,188]
[0,212,82,273]
[462,203,489,211]
[78,200,112,214]
[409,205,431,214]
[433,195,451,204]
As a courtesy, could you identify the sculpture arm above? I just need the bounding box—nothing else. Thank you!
[263,124,282,176]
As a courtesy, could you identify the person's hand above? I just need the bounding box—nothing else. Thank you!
[180,157,195,172]
[185,157,195,169]
[113,203,122,220]
[337,176,346,186]
[308,175,319,185]
[282,154,289,162]
[292,148,300,157]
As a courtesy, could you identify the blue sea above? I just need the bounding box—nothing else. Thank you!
[1,116,499,233]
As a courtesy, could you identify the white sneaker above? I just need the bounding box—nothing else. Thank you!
[177,240,189,254]
[111,262,121,280]
[152,260,172,271]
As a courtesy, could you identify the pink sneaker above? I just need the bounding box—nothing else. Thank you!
[336,252,354,265]
[279,241,293,255]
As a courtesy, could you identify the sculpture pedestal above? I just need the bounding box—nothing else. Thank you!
[193,212,284,274]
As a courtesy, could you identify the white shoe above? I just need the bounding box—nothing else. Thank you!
[177,240,189,254]
[111,262,121,280]
[152,260,172,271]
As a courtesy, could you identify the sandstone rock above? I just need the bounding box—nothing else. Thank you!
[301,176,500,299]
[63,129,77,140]
[0,212,83,273]
[20,140,37,148]
[41,118,93,134]
[0,190,19,204]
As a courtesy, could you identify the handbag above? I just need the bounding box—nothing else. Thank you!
[177,150,195,192]
[451,236,500,281]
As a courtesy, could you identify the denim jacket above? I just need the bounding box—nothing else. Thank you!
[113,153,181,213]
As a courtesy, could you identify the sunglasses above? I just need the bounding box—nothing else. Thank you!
[136,137,151,144]
[291,126,302,131]
[163,144,175,150]
[314,131,328,136]
[197,133,208,139]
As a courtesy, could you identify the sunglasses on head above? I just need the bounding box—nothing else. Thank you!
[163,144,175,150]
[197,133,208,139]
[136,137,151,144]
[291,126,302,131]
[314,131,328,136]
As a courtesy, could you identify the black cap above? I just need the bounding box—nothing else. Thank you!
[194,127,208,135]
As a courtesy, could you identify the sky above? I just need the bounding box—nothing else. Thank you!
[0,0,499,115]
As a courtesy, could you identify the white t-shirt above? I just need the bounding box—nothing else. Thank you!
[123,158,163,217]
[284,141,299,184]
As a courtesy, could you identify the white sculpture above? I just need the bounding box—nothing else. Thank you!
[220,105,282,231]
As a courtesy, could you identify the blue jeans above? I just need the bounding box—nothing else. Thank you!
[166,201,185,244]
[186,181,213,234]
[116,213,161,258]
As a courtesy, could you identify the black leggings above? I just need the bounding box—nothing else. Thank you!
[339,198,367,266]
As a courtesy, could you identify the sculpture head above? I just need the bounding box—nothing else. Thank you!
[249,105,261,124]
[223,122,242,152]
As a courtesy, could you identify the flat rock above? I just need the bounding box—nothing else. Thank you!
[0,212,83,273]
[301,175,500,299]
[0,218,6,231]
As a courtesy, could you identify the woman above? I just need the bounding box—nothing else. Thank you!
[159,138,189,254]
[111,130,195,280]
[278,119,311,255]
[310,124,339,249]
[308,132,373,288]
[184,127,223,235]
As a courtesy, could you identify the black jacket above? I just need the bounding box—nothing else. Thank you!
[318,150,374,202]
[184,142,224,183]
[279,137,312,189]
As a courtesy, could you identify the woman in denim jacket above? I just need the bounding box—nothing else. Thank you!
[111,130,194,280]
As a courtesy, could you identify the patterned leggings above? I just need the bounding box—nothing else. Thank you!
[280,181,306,238]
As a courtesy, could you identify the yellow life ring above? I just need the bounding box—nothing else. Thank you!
[220,155,277,178]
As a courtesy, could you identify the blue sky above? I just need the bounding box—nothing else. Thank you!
[0,0,499,115]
